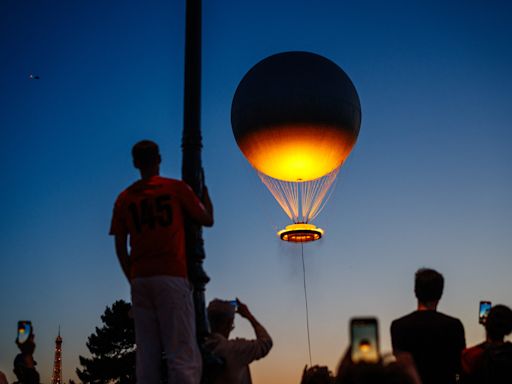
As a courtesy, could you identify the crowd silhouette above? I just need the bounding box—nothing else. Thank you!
[4,141,511,384]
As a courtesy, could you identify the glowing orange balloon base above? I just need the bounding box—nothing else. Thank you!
[277,223,324,243]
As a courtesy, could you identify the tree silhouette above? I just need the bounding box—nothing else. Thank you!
[76,300,135,384]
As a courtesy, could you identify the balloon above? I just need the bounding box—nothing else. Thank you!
[231,51,362,241]
[232,51,361,182]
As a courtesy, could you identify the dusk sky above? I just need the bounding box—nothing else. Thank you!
[1,1,511,383]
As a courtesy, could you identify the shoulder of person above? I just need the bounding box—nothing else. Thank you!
[121,179,148,195]
[481,341,512,373]
[177,179,193,189]
[230,336,251,344]
[484,341,512,354]
[158,176,179,183]
[147,177,187,194]
[157,177,190,190]
[115,184,133,200]
[392,311,417,325]
[175,180,199,197]
[205,335,255,356]
[432,310,460,322]
[228,336,265,350]
[463,343,486,359]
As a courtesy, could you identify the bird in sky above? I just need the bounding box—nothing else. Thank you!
[29,74,40,80]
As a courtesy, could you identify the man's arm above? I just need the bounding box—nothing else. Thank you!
[453,319,466,375]
[110,195,131,282]
[233,299,273,365]
[179,183,214,227]
[114,233,131,282]
[457,319,466,350]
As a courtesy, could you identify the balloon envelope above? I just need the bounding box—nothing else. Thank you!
[232,51,361,182]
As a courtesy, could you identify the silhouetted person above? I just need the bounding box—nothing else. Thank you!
[390,268,465,384]
[204,298,273,384]
[13,334,40,384]
[110,140,213,384]
[461,304,512,383]
[335,348,420,384]
[301,365,335,384]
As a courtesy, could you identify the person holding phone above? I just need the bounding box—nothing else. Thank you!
[110,140,214,384]
[390,268,466,384]
[332,317,421,384]
[204,298,273,384]
[335,346,421,384]
[461,304,512,383]
[13,322,40,384]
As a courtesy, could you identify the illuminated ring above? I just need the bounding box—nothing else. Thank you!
[277,223,324,243]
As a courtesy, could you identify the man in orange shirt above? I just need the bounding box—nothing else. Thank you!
[110,140,213,384]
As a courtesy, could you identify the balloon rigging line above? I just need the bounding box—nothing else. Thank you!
[259,174,297,220]
[301,242,313,367]
[306,166,341,221]
[258,166,340,224]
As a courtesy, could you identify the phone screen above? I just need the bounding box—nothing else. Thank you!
[350,318,379,363]
[17,321,32,344]
[479,301,492,324]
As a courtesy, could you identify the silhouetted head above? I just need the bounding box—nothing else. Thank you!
[132,140,161,173]
[301,365,334,384]
[486,304,512,342]
[207,299,236,338]
[414,268,444,305]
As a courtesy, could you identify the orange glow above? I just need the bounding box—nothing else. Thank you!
[237,123,356,182]
[277,223,324,242]
[359,340,371,352]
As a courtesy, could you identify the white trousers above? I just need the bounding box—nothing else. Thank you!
[131,276,202,384]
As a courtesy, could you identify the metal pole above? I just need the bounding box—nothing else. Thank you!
[182,0,209,340]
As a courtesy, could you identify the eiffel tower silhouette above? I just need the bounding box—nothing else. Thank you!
[51,326,63,384]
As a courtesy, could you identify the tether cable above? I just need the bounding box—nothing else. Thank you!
[301,242,313,367]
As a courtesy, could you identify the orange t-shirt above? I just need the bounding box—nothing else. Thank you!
[110,176,209,279]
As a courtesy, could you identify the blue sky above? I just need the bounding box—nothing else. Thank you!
[1,1,511,383]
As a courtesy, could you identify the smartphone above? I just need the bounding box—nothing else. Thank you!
[350,317,379,364]
[17,321,32,344]
[229,300,238,311]
[479,301,492,324]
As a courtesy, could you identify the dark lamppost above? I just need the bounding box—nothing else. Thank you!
[181,0,210,340]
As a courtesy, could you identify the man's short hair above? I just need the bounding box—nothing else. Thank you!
[414,268,444,303]
[207,299,235,331]
[486,304,512,341]
[132,140,160,169]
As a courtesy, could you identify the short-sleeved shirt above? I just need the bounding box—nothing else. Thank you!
[461,341,512,383]
[110,176,208,279]
[391,310,466,384]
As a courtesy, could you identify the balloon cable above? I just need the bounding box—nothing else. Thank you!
[301,242,313,367]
